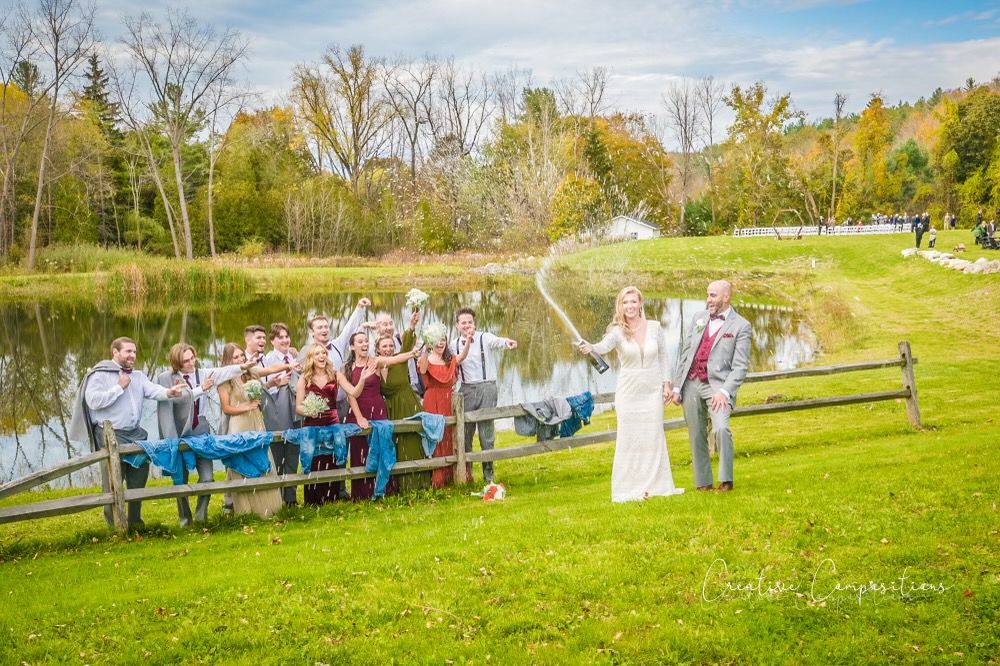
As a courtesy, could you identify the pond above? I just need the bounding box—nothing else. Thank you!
[0,284,817,488]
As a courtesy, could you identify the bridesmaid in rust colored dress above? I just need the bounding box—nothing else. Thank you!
[340,332,416,500]
[418,327,472,488]
[295,344,348,505]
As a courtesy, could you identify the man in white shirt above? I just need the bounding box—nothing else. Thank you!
[300,298,371,419]
[454,307,518,484]
[81,337,185,527]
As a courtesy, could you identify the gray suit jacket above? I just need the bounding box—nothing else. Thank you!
[673,308,752,404]
[155,369,205,439]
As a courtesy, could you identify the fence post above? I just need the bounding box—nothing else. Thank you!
[102,421,127,533]
[898,341,922,428]
[453,392,469,484]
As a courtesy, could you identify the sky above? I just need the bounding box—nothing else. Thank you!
[91,0,1000,125]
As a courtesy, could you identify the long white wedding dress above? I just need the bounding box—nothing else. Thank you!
[593,321,684,502]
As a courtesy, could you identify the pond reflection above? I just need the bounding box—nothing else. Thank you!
[0,286,815,487]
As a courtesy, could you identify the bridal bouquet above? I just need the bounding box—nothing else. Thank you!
[420,321,448,348]
[301,393,330,419]
[243,379,265,401]
[405,287,430,311]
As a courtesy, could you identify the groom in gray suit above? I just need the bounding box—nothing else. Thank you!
[670,280,752,492]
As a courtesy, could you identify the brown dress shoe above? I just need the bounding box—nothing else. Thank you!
[715,482,734,492]
[696,484,714,491]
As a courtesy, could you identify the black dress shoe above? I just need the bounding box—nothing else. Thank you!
[716,482,734,492]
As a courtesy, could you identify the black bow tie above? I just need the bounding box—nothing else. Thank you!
[121,367,133,374]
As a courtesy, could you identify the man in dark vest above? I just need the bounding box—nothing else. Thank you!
[670,280,752,492]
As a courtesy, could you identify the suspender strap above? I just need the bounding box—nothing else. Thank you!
[480,334,487,381]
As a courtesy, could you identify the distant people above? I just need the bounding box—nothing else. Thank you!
[70,337,185,528]
[216,343,284,518]
[977,209,983,227]
[915,217,925,248]
[419,327,473,488]
[454,307,519,485]
[670,281,752,492]
[928,225,937,248]
[974,220,987,246]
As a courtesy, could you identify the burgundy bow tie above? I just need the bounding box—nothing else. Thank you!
[710,314,724,321]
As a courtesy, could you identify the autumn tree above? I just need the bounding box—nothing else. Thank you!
[719,82,799,228]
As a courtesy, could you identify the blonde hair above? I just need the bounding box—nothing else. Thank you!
[610,285,645,339]
[375,334,396,356]
[301,343,329,387]
[168,342,196,372]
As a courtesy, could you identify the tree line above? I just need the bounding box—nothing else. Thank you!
[3,1,999,267]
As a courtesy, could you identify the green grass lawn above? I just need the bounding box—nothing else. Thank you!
[1,231,998,664]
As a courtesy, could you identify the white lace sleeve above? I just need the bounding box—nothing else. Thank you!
[591,326,621,355]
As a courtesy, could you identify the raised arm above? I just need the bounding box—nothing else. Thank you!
[332,302,369,359]
[456,331,474,363]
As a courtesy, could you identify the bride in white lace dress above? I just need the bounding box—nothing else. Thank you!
[579,286,684,502]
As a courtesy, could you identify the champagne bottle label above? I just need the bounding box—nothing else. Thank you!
[589,351,610,374]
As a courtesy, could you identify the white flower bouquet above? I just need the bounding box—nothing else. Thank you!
[420,321,448,348]
[405,287,430,311]
[301,393,330,419]
[243,379,265,401]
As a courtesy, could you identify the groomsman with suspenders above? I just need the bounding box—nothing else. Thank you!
[454,307,518,484]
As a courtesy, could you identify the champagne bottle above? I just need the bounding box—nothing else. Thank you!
[588,350,610,374]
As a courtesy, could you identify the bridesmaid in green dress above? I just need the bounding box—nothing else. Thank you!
[376,332,430,491]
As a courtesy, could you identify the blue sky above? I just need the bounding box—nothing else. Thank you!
[94,0,1000,124]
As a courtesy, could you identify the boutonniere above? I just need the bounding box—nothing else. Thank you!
[695,317,707,330]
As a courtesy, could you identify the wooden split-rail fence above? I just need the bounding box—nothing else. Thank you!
[0,342,921,533]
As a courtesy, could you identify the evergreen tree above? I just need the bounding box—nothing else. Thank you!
[11,60,43,97]
[81,52,121,140]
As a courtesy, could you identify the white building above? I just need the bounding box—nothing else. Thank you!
[604,215,661,241]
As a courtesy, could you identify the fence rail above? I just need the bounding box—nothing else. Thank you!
[733,223,909,238]
[0,342,921,532]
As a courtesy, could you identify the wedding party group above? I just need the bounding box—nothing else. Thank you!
[69,294,518,528]
[69,277,750,528]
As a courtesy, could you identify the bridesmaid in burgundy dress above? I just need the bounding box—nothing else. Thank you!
[295,343,353,505]
[340,332,415,500]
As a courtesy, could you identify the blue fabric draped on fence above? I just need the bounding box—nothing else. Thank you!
[282,423,362,472]
[122,432,275,482]
[121,415,447,490]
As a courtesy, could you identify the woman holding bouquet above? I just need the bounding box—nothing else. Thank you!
[418,325,473,488]
[376,333,429,491]
[217,343,290,518]
[342,332,417,500]
[295,343,351,504]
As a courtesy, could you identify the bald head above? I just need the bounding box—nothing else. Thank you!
[374,312,394,337]
[706,280,732,315]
